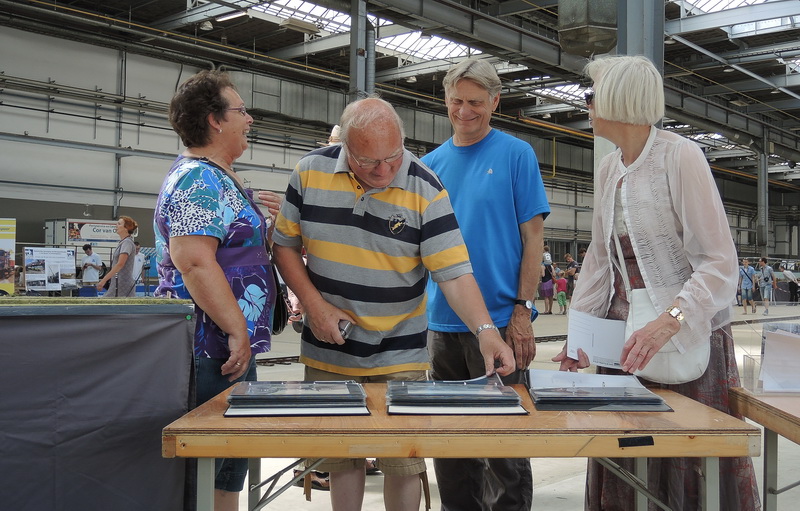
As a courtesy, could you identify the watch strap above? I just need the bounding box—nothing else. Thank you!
[514,299,532,309]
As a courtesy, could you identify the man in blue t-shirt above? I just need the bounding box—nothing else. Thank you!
[758,257,778,315]
[738,258,757,314]
[422,58,550,511]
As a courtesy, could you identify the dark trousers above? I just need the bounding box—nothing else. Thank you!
[428,329,534,511]
[790,281,799,303]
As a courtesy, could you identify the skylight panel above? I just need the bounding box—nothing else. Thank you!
[678,0,768,14]
[253,1,477,61]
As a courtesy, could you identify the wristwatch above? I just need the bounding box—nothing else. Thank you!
[514,299,534,309]
[665,306,684,322]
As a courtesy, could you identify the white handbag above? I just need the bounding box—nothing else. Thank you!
[613,231,710,384]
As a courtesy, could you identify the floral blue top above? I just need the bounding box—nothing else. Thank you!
[154,156,275,358]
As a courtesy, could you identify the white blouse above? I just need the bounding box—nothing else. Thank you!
[570,126,737,352]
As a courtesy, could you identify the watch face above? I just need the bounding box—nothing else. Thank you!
[516,299,533,309]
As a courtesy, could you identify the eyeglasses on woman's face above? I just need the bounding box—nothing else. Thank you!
[584,89,594,107]
[226,105,248,116]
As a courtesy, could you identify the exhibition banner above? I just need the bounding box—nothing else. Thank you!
[24,246,77,292]
[0,219,14,295]
[67,220,119,242]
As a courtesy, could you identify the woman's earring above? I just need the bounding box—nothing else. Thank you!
[218,128,223,134]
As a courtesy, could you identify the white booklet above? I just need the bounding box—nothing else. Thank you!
[760,329,800,392]
[566,309,626,369]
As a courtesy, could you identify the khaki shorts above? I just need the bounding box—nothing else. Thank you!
[303,366,428,476]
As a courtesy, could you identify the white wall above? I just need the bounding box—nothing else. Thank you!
[0,28,294,212]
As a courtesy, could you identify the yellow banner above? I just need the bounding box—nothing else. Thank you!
[0,218,16,295]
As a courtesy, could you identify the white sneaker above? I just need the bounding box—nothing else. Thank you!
[763,310,769,316]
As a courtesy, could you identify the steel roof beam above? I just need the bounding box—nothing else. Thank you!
[665,0,800,36]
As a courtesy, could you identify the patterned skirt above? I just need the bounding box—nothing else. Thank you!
[585,234,761,511]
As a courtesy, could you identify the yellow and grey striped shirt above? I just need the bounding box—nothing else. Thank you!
[273,144,472,376]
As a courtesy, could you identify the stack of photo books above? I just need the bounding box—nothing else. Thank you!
[385,374,528,415]
[525,369,672,412]
[224,380,370,417]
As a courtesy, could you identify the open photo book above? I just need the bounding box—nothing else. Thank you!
[224,380,370,417]
[385,374,528,415]
[525,369,672,412]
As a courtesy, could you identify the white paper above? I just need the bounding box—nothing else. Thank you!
[760,330,800,392]
[566,309,627,369]
[387,404,528,415]
[224,405,370,417]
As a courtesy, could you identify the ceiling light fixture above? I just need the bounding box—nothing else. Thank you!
[199,21,213,31]
[771,88,781,94]
[406,76,417,83]
[216,12,247,22]
[279,17,321,35]
[723,66,735,73]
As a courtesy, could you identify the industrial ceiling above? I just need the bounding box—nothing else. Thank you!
[1,0,800,188]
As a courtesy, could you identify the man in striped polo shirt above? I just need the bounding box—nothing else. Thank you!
[273,97,514,511]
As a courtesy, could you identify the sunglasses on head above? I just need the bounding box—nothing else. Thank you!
[584,90,594,106]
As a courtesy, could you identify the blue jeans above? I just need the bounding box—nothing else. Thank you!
[196,356,257,492]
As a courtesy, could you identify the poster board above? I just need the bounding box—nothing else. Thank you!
[23,246,77,291]
[44,219,120,266]
[0,218,14,295]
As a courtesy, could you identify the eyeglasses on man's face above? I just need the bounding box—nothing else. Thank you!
[346,144,404,170]
[584,90,594,107]
[226,105,248,116]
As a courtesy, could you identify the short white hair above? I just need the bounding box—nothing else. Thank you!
[584,55,664,126]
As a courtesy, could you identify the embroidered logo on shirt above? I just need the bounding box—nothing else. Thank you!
[389,214,407,235]
[487,168,493,174]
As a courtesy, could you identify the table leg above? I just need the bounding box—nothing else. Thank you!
[764,428,778,511]
[701,457,720,511]
[248,458,261,510]
[197,458,215,511]
[634,458,647,511]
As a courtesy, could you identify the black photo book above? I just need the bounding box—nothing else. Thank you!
[224,380,370,417]
[525,369,672,412]
[385,374,528,415]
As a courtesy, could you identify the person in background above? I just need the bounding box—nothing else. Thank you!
[758,257,777,315]
[155,69,281,511]
[132,241,146,285]
[97,216,137,297]
[540,261,555,315]
[272,96,515,511]
[739,258,757,314]
[542,244,552,265]
[421,58,549,511]
[564,253,578,298]
[81,244,102,286]
[554,55,759,510]
[781,264,799,305]
[555,274,568,315]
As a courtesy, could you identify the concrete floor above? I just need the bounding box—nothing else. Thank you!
[235,304,800,510]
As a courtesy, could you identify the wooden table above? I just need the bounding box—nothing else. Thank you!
[730,388,800,511]
[163,384,760,511]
